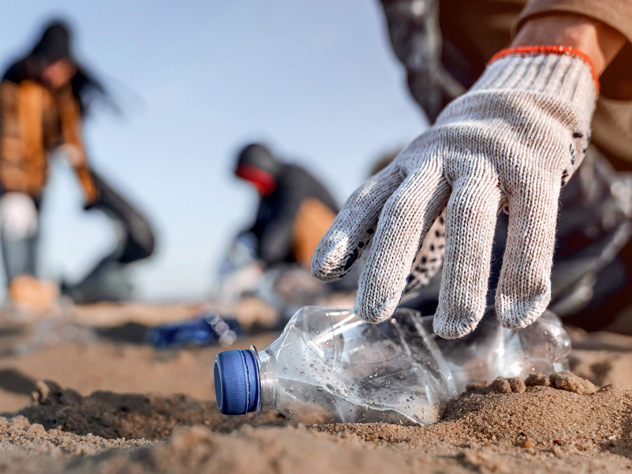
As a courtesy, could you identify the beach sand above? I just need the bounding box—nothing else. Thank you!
[0,303,631,474]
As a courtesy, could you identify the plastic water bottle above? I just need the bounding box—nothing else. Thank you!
[213,307,570,425]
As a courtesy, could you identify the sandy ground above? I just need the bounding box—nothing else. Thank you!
[0,303,631,474]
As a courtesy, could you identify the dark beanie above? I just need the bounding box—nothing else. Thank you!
[235,143,280,176]
[31,20,73,62]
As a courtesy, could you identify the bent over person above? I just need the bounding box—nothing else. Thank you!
[312,1,632,337]
[235,143,339,270]
[0,20,155,310]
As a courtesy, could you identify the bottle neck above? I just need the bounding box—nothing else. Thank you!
[256,350,278,412]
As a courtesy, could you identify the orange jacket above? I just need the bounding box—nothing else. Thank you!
[0,78,97,202]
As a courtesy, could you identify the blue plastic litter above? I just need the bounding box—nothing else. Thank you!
[148,313,242,349]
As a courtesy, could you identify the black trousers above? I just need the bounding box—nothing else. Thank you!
[61,168,156,303]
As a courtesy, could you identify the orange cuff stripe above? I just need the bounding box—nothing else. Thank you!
[489,46,599,93]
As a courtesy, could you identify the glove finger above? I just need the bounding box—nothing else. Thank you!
[496,178,560,328]
[403,208,446,295]
[311,165,403,281]
[433,174,501,339]
[355,162,449,322]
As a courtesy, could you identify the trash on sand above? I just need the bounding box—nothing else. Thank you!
[214,306,569,425]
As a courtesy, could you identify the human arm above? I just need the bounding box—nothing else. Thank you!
[256,173,306,266]
[312,13,627,338]
[513,14,625,75]
[56,85,98,206]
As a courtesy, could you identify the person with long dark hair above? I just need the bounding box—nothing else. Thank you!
[0,20,155,311]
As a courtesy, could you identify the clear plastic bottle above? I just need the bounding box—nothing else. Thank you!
[213,306,570,425]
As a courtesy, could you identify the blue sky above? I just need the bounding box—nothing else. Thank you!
[0,1,426,301]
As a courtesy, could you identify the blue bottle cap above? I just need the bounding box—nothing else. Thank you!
[214,349,260,415]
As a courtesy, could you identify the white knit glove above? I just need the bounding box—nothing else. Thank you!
[312,47,598,338]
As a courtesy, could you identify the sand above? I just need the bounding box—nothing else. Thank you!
[0,303,631,474]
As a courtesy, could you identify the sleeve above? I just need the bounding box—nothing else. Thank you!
[515,1,632,45]
[56,85,98,205]
[0,80,28,193]
[256,182,304,265]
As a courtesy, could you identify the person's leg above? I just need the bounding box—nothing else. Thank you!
[0,193,58,312]
[0,193,40,285]
[89,169,155,264]
[1,237,25,284]
[24,196,43,277]
[62,168,155,303]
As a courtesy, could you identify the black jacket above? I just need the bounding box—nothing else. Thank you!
[249,163,338,265]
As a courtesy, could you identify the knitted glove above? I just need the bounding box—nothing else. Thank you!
[312,47,598,338]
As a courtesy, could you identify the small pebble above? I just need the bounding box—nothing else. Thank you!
[550,371,596,395]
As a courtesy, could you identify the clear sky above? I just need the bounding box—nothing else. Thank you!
[0,1,426,301]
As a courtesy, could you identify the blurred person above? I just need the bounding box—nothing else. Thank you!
[312,1,632,336]
[213,143,348,325]
[234,143,338,270]
[0,20,155,311]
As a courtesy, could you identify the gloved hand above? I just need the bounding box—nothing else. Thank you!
[312,47,598,338]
